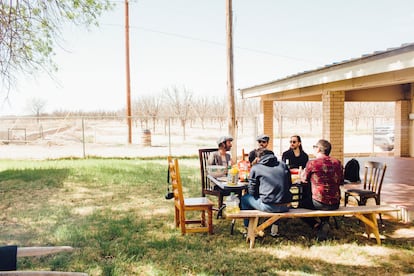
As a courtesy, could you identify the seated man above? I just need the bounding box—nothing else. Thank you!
[248,134,270,165]
[282,135,309,169]
[207,135,233,166]
[241,148,292,236]
[300,139,343,241]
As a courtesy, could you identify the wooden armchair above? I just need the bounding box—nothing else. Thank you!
[168,156,214,234]
[198,148,231,218]
[344,161,387,225]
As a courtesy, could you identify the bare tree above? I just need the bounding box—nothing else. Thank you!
[132,93,163,132]
[210,96,227,131]
[299,102,321,132]
[346,102,365,131]
[273,101,288,137]
[0,0,113,95]
[163,85,193,140]
[193,95,212,129]
[26,97,47,122]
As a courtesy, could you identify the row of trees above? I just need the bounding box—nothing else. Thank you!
[30,85,393,140]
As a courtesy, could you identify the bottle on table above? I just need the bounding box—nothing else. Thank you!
[237,158,250,182]
[227,161,232,182]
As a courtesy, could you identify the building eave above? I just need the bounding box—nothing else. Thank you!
[239,43,414,100]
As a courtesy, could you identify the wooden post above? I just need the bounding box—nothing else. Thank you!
[226,0,236,161]
[125,0,132,144]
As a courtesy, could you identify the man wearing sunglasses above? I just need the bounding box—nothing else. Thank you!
[282,135,309,169]
[248,134,270,165]
[300,139,343,241]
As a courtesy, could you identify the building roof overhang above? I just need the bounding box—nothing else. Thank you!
[239,43,414,102]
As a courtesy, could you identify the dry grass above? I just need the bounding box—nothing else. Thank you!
[0,158,413,276]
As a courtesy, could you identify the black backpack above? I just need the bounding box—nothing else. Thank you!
[344,158,361,183]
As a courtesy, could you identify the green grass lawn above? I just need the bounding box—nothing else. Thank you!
[0,158,413,276]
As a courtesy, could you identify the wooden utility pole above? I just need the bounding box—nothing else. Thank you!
[226,0,237,161]
[125,0,132,144]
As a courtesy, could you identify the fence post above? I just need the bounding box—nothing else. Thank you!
[82,118,86,158]
[168,117,171,156]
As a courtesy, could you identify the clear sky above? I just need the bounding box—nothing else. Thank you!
[2,0,414,115]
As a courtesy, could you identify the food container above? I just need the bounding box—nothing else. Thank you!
[207,165,227,177]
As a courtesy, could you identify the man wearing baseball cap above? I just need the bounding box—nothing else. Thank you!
[248,134,270,165]
[207,135,233,166]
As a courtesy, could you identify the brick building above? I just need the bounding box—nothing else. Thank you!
[240,43,414,162]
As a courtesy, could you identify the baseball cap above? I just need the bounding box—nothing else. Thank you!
[256,134,270,142]
[217,135,233,145]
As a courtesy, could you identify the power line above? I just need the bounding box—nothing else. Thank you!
[102,23,321,65]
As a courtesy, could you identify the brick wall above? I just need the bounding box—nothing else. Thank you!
[261,100,274,150]
[322,91,345,162]
[395,100,410,156]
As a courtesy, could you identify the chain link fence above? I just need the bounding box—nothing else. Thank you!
[0,115,393,160]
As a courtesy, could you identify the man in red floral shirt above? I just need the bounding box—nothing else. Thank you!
[300,139,343,241]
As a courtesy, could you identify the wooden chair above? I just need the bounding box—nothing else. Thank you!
[241,148,249,162]
[198,148,231,218]
[168,156,214,234]
[344,161,387,226]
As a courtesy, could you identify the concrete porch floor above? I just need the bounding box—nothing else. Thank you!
[344,156,414,223]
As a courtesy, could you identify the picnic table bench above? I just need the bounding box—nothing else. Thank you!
[225,205,400,248]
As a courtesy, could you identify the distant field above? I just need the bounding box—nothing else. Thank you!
[0,116,391,159]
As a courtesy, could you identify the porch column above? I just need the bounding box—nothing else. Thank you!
[411,84,414,157]
[322,91,345,163]
[260,100,274,151]
[395,99,411,157]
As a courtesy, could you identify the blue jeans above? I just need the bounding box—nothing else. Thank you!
[299,184,340,228]
[241,194,290,227]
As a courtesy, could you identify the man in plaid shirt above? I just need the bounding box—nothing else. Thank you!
[300,139,343,241]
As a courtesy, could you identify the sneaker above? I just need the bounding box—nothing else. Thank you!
[242,227,248,238]
[316,222,330,241]
[270,224,279,237]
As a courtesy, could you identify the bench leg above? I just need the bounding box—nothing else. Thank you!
[354,213,381,245]
[256,216,281,234]
[245,216,282,249]
[246,217,259,249]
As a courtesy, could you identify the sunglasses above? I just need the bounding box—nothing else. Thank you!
[290,140,298,144]
[258,141,268,144]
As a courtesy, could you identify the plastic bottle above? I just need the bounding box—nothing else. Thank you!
[227,161,232,183]
[225,192,240,214]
